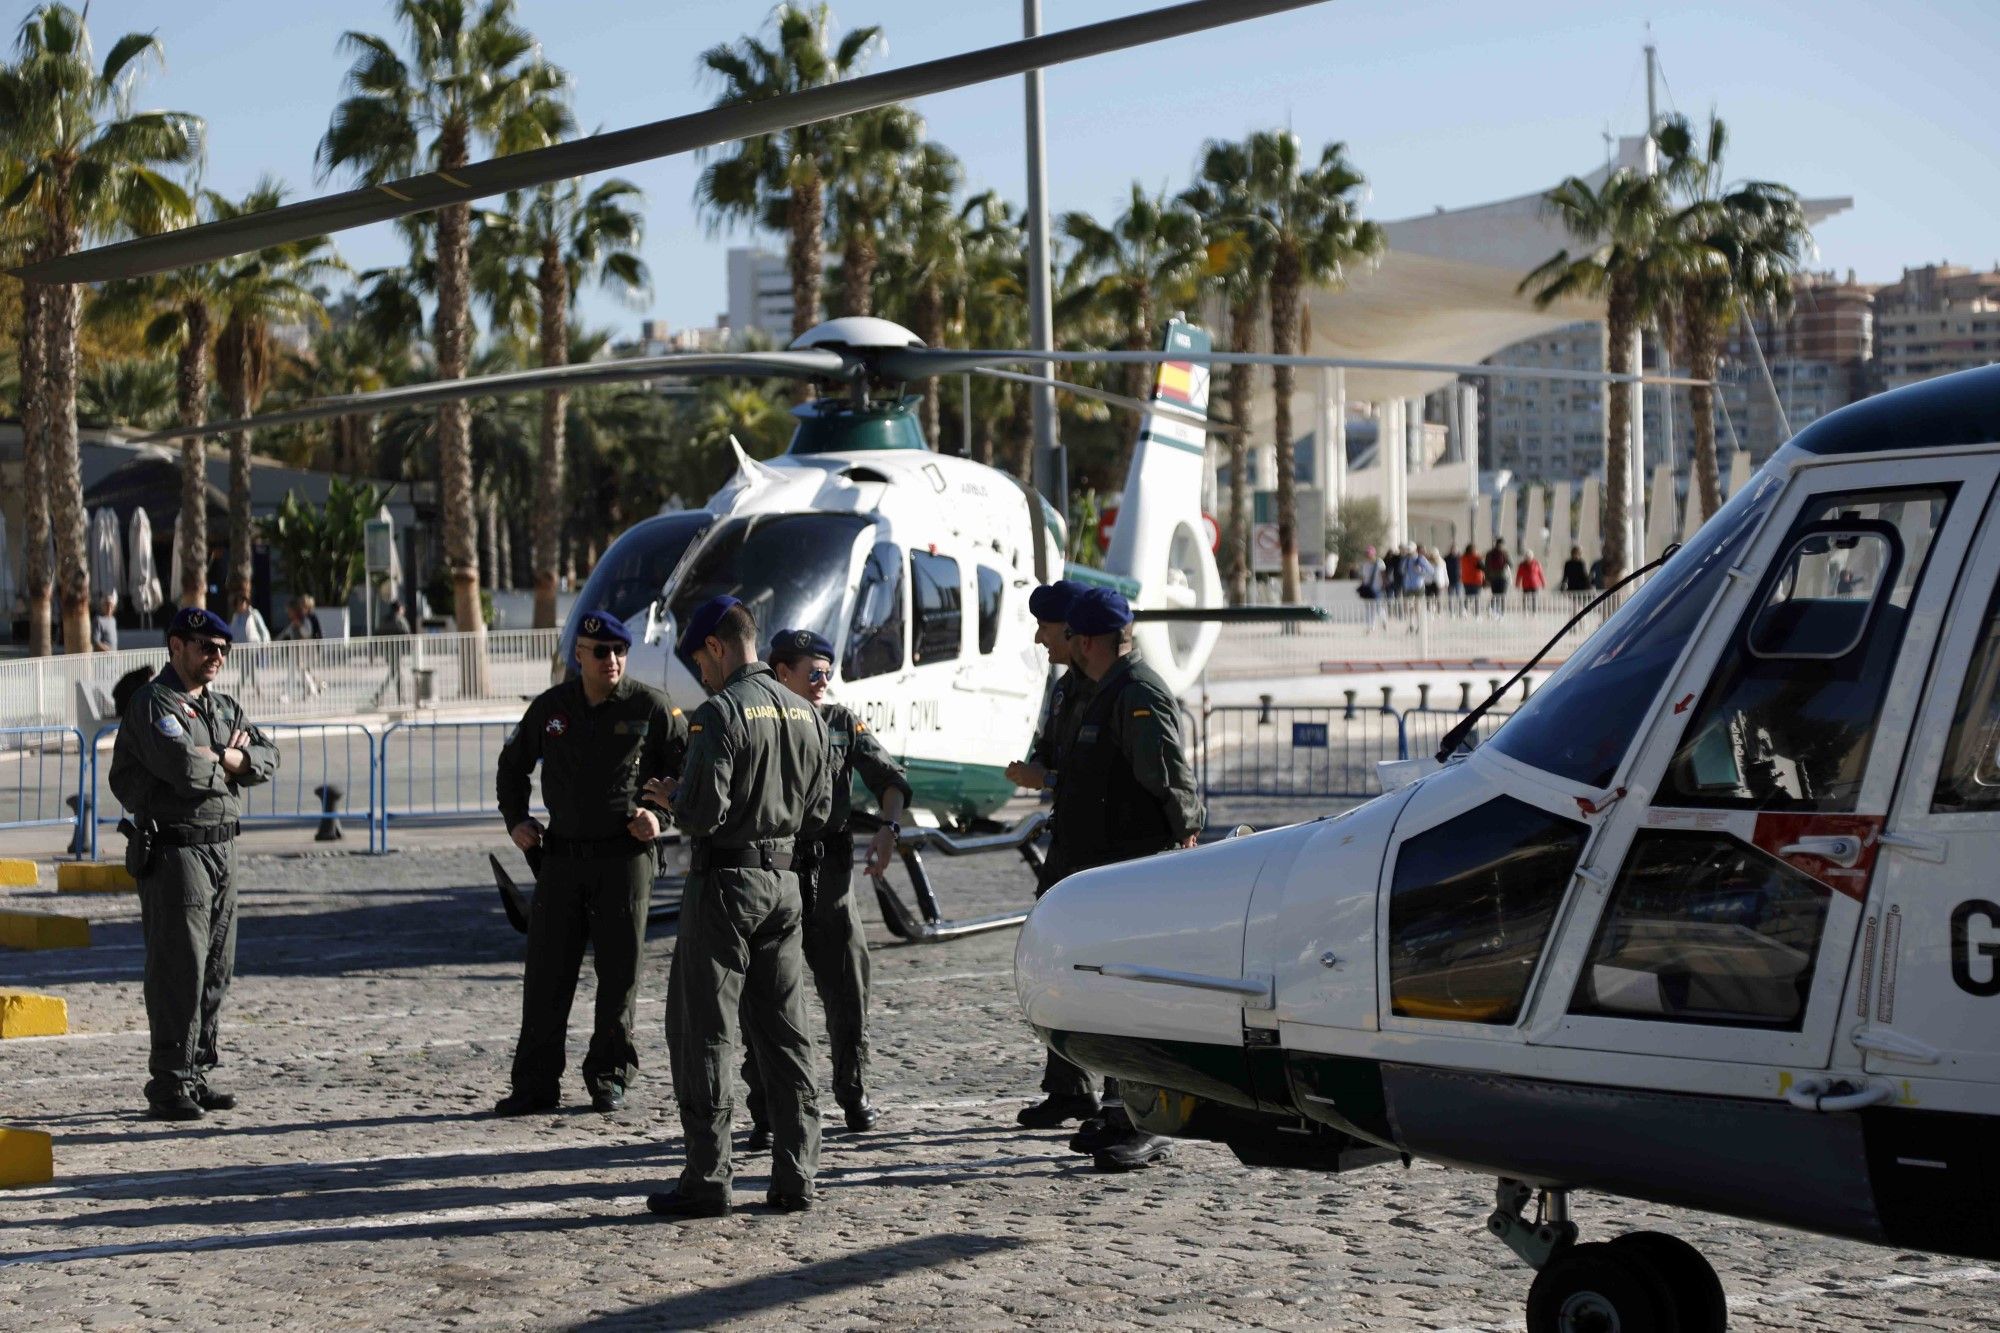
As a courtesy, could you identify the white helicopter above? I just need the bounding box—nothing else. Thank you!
[1017,362,2000,1331]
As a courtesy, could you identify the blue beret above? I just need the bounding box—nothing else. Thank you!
[768,627,835,663]
[1027,579,1083,623]
[676,594,744,661]
[575,610,632,648]
[170,606,233,643]
[1065,587,1133,635]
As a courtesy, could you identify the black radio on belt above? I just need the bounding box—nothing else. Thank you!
[116,817,156,878]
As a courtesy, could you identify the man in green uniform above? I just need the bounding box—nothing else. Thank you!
[741,628,909,1150]
[108,607,280,1121]
[1043,587,1205,1171]
[493,611,687,1116]
[645,596,832,1219]
[1006,580,1107,1130]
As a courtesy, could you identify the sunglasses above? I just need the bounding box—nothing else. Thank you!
[187,638,230,658]
[583,643,629,660]
[805,667,832,684]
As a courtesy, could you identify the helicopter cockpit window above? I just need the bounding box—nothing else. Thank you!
[669,512,872,657]
[1932,566,2000,812]
[976,566,1004,655]
[1486,473,1783,789]
[1572,831,1831,1030]
[1663,486,1951,811]
[843,542,905,682]
[1388,797,1588,1026]
[911,551,963,665]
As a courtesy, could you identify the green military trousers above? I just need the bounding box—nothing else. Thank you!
[665,865,821,1202]
[137,841,238,1105]
[743,842,872,1122]
[510,848,653,1099]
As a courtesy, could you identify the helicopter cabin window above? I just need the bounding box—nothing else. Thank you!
[1486,472,1783,788]
[1571,832,1831,1030]
[1662,485,1952,812]
[975,566,1004,655]
[1387,797,1588,1025]
[911,551,963,665]
[670,512,872,653]
[1933,566,2000,812]
[843,542,905,682]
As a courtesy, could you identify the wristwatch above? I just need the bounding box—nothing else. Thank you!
[885,821,902,837]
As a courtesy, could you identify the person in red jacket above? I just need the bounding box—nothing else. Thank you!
[1517,551,1546,611]
[1459,544,1485,614]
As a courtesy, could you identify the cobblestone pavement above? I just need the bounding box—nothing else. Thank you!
[3,836,1996,1330]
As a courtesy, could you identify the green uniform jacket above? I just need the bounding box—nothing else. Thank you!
[496,676,688,839]
[108,665,280,825]
[672,662,833,847]
[1054,651,1204,841]
[822,702,912,835]
[1029,666,1089,785]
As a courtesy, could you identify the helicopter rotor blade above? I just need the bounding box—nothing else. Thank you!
[129,349,849,444]
[13,0,1330,285]
[886,346,1711,389]
[972,367,1240,437]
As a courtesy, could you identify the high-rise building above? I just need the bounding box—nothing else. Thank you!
[1477,323,1615,484]
[1873,263,2000,389]
[726,247,798,344]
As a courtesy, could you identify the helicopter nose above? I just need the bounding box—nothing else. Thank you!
[1015,833,1274,1049]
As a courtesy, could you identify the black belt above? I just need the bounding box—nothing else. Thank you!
[542,832,650,859]
[690,840,779,872]
[801,831,855,856]
[158,821,239,847]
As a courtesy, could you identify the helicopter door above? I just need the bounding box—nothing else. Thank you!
[1858,487,2000,1086]
[1538,460,1994,1070]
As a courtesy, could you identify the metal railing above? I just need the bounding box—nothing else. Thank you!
[1197,703,1407,799]
[375,718,542,851]
[86,722,382,856]
[0,726,89,845]
[0,629,561,730]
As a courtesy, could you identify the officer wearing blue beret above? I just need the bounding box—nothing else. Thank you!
[1007,580,1086,798]
[1020,587,1203,1173]
[108,606,280,1120]
[493,609,688,1116]
[737,627,912,1150]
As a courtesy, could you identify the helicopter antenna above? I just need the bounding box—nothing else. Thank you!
[1434,542,1681,764]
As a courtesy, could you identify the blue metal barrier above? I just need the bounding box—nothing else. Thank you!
[0,725,90,854]
[1398,706,1514,764]
[1196,704,1407,800]
[376,719,542,852]
[87,722,381,856]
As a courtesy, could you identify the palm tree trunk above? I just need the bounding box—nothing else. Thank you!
[19,276,53,657]
[1685,305,1722,520]
[1120,289,1155,472]
[788,167,825,339]
[532,240,568,629]
[44,200,93,654]
[177,302,211,609]
[216,319,257,609]
[1224,296,1254,606]
[840,225,875,318]
[1602,292,1635,585]
[1268,245,1303,602]
[913,280,943,445]
[435,170,485,653]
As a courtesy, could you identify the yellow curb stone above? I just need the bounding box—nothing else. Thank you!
[0,859,38,887]
[56,862,134,893]
[0,909,90,950]
[0,1128,54,1188]
[0,990,69,1038]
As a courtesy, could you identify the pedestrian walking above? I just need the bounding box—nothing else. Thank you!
[492,611,688,1117]
[107,607,280,1120]
[1460,544,1486,608]
[1517,551,1545,612]
[1484,538,1513,614]
[644,596,832,1219]
[1353,547,1383,630]
[1561,545,1591,593]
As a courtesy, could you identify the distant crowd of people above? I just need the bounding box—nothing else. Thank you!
[1351,540,1602,626]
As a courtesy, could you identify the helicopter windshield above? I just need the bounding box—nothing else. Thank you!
[1487,471,1784,788]
[668,512,873,648]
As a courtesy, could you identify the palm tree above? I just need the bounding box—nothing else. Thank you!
[1655,113,1811,520]
[1521,167,1677,585]
[474,178,648,627]
[77,356,175,429]
[1058,184,1205,461]
[696,3,881,340]
[0,4,198,652]
[1242,132,1384,602]
[881,142,965,445]
[319,0,569,636]
[211,182,343,607]
[957,190,1029,469]
[1182,138,1272,604]
[828,105,921,318]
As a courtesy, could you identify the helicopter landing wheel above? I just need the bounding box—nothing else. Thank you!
[1610,1232,1727,1332]
[1525,1241,1679,1333]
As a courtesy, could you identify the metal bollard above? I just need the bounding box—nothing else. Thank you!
[314,784,345,842]
[1342,689,1357,721]
[64,794,88,856]
[1417,683,1432,709]
[1458,681,1474,712]
[1488,678,1503,699]
[1258,693,1274,725]
[1380,685,1395,712]
[1521,677,1534,702]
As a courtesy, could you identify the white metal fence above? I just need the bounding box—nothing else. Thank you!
[0,629,561,729]
[1203,590,1628,680]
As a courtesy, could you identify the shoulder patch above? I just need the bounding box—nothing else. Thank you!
[688,723,704,733]
[545,712,570,737]
[1131,708,1152,718]
[154,713,186,739]
[854,721,867,733]
[671,708,683,717]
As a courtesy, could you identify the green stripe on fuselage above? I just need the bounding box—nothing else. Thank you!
[887,758,1017,823]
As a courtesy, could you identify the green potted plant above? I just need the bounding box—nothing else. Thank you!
[259,478,386,640]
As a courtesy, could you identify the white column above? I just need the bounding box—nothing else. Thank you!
[1384,399,1407,549]
[1577,475,1601,567]
[1628,326,1646,571]
[1329,367,1348,510]
[1522,485,1545,558]
[1549,480,1573,566]
[1458,383,1480,548]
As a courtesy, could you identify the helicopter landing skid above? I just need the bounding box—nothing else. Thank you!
[489,851,685,935]
[865,811,1048,944]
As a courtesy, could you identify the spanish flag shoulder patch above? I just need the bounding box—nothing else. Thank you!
[688,723,704,733]
[1131,708,1153,718]
[671,707,683,717]
[855,721,867,733]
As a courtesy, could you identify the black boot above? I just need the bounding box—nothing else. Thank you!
[1093,1129,1175,1173]
[492,1089,559,1117]
[589,1085,625,1113]
[645,1188,731,1219]
[1016,1093,1099,1128]
[194,1084,237,1112]
[146,1090,203,1122]
[742,1122,771,1153]
[1068,1106,1131,1155]
[842,1098,879,1133]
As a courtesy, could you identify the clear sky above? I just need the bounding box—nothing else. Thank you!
[60,0,2000,338]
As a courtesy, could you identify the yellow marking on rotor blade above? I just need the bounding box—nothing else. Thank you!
[376,184,412,202]
[437,172,469,188]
